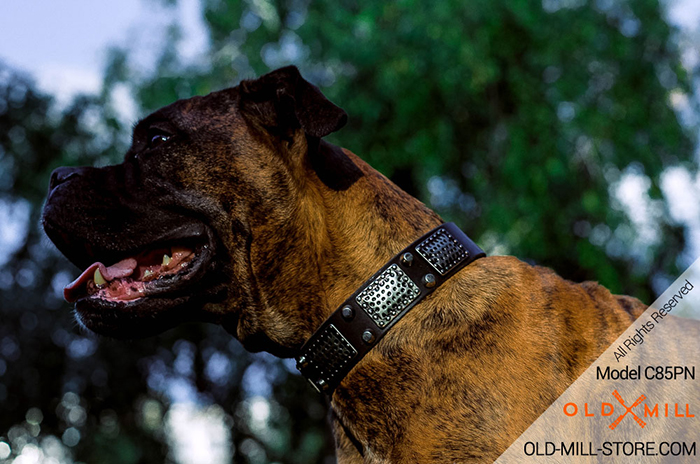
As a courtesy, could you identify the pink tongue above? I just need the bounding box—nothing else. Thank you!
[64,258,137,303]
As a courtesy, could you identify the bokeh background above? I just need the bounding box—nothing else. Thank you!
[2,0,700,462]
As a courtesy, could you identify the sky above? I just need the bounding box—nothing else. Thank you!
[0,0,208,108]
[667,0,700,29]
[0,0,144,98]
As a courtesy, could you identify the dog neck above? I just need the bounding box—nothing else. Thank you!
[302,141,490,458]
[239,138,495,459]
[309,140,446,312]
[233,136,444,357]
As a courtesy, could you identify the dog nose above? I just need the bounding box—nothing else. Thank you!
[49,166,83,191]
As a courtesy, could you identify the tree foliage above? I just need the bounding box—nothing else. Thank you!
[0,0,696,462]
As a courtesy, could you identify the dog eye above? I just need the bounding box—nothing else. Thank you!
[149,134,171,149]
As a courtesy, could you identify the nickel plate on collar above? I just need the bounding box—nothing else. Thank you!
[304,324,357,389]
[356,264,420,328]
[415,227,468,275]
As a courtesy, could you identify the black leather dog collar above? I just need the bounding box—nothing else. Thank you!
[295,222,485,394]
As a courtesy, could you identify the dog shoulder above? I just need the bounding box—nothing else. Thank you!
[418,255,645,347]
[465,255,645,317]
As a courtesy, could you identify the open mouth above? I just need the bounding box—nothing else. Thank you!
[42,163,227,338]
[64,241,210,303]
[63,225,214,313]
[60,227,218,338]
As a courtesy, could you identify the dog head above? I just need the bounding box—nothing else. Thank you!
[42,66,357,354]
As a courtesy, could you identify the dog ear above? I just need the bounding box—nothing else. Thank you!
[238,66,348,138]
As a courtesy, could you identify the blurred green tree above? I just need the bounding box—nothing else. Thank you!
[1,0,697,462]
[107,0,696,302]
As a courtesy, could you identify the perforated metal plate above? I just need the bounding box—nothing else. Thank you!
[415,228,468,275]
[305,324,357,386]
[355,264,420,328]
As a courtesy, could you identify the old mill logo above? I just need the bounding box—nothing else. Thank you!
[609,390,646,430]
[563,390,695,430]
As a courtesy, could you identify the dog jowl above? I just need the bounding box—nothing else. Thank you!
[42,66,647,463]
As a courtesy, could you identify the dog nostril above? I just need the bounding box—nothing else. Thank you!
[49,172,60,190]
[49,167,79,190]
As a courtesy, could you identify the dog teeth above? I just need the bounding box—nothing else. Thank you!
[171,246,191,257]
[94,268,106,286]
[162,254,171,266]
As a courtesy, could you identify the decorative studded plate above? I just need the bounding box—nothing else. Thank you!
[355,264,420,328]
[415,228,468,275]
[304,324,357,387]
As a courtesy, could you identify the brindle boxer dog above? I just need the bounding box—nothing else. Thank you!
[42,66,647,463]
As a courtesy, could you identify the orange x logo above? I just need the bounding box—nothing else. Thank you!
[609,390,646,430]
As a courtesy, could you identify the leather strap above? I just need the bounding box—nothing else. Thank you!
[295,222,485,394]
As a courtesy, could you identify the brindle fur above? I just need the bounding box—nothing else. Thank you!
[43,67,646,463]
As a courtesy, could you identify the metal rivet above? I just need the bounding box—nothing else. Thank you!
[317,379,329,391]
[296,356,309,370]
[423,273,436,288]
[341,305,354,321]
[401,252,414,266]
[362,330,376,344]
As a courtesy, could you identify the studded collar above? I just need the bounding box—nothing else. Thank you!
[295,222,486,394]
